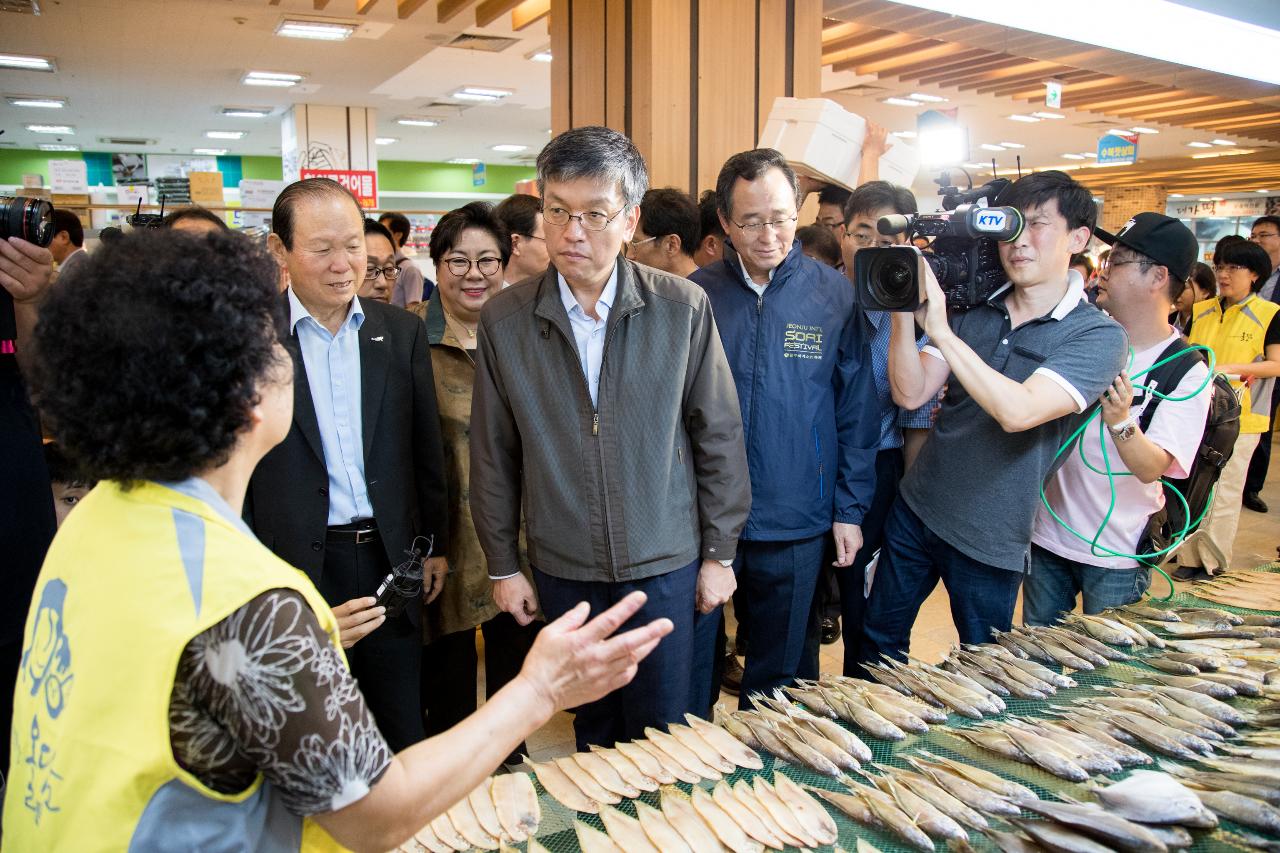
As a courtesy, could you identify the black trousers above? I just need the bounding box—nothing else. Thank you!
[1244,388,1279,495]
[317,532,425,752]
[421,613,538,763]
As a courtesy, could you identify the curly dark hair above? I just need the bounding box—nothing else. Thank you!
[428,201,511,266]
[33,229,284,485]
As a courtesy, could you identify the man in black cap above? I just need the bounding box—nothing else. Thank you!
[1024,213,1212,623]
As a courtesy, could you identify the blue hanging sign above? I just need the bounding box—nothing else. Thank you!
[472,162,487,187]
[1097,132,1138,165]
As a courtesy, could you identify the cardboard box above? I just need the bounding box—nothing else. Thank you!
[758,97,920,190]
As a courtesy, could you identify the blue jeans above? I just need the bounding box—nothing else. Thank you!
[533,559,697,751]
[856,498,1023,671]
[1024,544,1151,626]
[736,535,826,709]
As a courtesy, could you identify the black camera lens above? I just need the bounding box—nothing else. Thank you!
[867,253,919,311]
[0,196,56,247]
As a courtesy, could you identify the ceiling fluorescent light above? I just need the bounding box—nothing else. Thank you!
[1186,141,1213,148]
[192,148,228,156]
[26,124,73,134]
[275,20,356,41]
[1168,193,1184,198]
[453,86,514,102]
[1061,153,1086,160]
[1031,111,1064,119]
[1079,151,1097,157]
[1008,114,1040,123]
[205,130,245,140]
[918,124,967,167]
[963,163,989,170]
[1210,139,1235,146]
[0,54,56,72]
[909,93,947,102]
[221,106,272,118]
[527,49,552,62]
[243,71,303,87]
[448,158,482,164]
[491,144,528,153]
[1129,126,1159,134]
[375,137,398,145]
[38,144,79,152]
[998,141,1024,148]
[397,117,440,127]
[1191,148,1255,159]
[7,96,65,108]
[1257,189,1270,194]
[979,143,1005,151]
[882,97,922,107]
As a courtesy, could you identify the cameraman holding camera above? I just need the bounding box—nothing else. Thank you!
[857,171,1128,662]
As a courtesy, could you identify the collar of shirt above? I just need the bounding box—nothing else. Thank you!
[157,476,256,538]
[558,265,618,322]
[984,268,1087,322]
[287,287,365,336]
[736,254,775,291]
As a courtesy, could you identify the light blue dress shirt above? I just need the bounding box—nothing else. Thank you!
[287,288,375,525]
[558,268,617,408]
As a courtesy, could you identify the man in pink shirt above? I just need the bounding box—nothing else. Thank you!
[1027,213,1210,624]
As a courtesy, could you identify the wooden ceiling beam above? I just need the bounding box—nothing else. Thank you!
[356,0,379,12]
[885,49,998,82]
[913,55,1027,87]
[823,33,929,68]
[1137,100,1256,120]
[848,38,944,71]
[312,0,329,8]
[476,0,522,26]
[848,41,971,75]
[1000,71,1108,100]
[511,0,549,30]
[821,29,902,62]
[972,66,1080,95]
[436,0,474,23]
[1071,90,1198,112]
[821,21,868,44]
[397,0,430,19]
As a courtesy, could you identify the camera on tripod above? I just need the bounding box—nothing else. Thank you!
[853,172,1023,312]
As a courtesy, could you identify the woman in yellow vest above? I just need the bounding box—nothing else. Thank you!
[4,229,672,853]
[1182,239,1280,576]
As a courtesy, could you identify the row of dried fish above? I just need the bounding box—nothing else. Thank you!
[991,623,1125,671]
[1186,571,1280,611]
[571,775,837,853]
[399,773,540,853]
[528,715,762,814]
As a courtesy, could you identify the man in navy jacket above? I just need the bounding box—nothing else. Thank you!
[691,148,878,706]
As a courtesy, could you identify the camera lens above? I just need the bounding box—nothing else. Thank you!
[0,196,56,247]
[867,254,918,311]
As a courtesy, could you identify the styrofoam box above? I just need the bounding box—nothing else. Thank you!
[758,96,920,190]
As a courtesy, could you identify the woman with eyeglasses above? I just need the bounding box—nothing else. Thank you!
[359,219,399,303]
[412,202,542,762]
[1177,239,1280,578]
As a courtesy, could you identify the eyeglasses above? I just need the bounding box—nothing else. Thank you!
[365,264,400,280]
[624,235,658,258]
[845,231,897,249]
[443,256,502,277]
[1100,258,1149,276]
[543,205,628,232]
[1214,263,1250,274]
[729,215,798,236]
[1251,231,1280,240]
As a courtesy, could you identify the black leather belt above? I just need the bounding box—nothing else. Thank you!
[326,519,380,545]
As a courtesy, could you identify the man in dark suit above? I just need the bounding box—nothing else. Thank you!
[248,178,449,750]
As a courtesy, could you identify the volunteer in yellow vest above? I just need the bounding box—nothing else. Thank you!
[1180,238,1280,577]
[4,229,673,853]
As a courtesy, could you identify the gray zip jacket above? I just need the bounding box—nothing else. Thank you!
[470,257,751,583]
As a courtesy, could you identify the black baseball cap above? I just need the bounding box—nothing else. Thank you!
[1094,212,1198,281]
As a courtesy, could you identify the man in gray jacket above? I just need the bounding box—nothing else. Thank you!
[470,126,751,749]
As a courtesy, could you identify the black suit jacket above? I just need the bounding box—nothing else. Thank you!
[247,295,449,600]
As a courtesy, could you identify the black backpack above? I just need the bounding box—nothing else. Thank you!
[1137,339,1241,560]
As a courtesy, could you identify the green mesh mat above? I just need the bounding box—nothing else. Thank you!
[515,565,1280,852]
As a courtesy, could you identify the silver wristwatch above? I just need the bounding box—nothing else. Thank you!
[1108,417,1138,443]
[718,559,734,569]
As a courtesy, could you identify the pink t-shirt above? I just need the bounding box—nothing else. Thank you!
[1032,330,1211,569]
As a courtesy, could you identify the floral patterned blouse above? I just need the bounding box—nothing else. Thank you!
[168,589,394,815]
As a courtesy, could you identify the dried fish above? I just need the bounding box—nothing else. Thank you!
[1008,817,1114,853]
[710,781,785,850]
[668,724,735,774]
[659,789,722,853]
[689,786,765,853]
[890,766,989,830]
[684,712,764,770]
[574,751,643,799]
[554,755,622,805]
[446,794,500,850]
[902,760,1021,817]
[1065,613,1135,645]
[773,773,840,846]
[642,728,720,780]
[1052,718,1152,767]
[828,686,909,740]
[530,758,602,813]
[847,682,931,733]
[629,732,701,778]
[783,684,841,719]
[997,722,1091,781]
[735,780,809,848]
[412,821,455,853]
[714,706,763,753]
[1143,655,1203,675]
[469,780,505,841]
[765,693,874,762]
[1018,798,1170,851]
[1089,771,1218,828]
[600,806,661,853]
[779,717,861,773]
[575,819,623,853]
[490,771,539,842]
[948,726,1029,764]
[1192,788,1280,835]
[1119,602,1181,621]
[615,740,678,785]
[805,784,876,826]
[1017,630,1095,670]
[589,746,659,793]
[1144,671,1238,699]
[632,801,692,853]
[1043,625,1123,664]
[851,780,935,852]
[429,813,470,852]
[914,749,1038,805]
[1138,684,1250,725]
[752,776,821,848]
[1110,612,1167,648]
[872,774,968,842]
[1146,825,1194,849]
[981,828,1043,853]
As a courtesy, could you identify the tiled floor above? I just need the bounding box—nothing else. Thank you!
[508,453,1280,764]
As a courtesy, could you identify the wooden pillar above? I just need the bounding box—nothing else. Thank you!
[551,0,822,193]
[1101,185,1169,232]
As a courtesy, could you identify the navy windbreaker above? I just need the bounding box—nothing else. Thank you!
[689,240,878,541]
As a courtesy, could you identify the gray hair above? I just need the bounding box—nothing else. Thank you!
[536,126,649,208]
[715,148,798,220]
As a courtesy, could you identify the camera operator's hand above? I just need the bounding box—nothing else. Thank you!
[0,237,54,305]
[1100,371,1135,426]
[915,259,952,344]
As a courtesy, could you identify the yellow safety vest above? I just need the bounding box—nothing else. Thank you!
[1189,294,1280,434]
[3,479,350,853]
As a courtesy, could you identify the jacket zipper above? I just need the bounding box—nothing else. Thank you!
[813,425,825,498]
[594,306,642,573]
[746,291,766,472]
